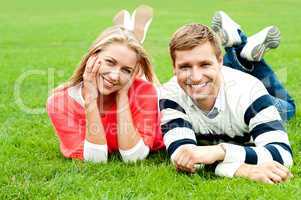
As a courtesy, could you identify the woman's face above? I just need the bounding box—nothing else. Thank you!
[95,43,138,95]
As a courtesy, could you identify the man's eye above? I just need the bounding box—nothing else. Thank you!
[179,65,190,70]
[202,63,212,68]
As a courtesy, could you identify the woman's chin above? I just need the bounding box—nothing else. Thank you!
[98,87,117,96]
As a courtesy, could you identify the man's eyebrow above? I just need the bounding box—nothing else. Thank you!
[177,62,191,67]
[198,60,212,65]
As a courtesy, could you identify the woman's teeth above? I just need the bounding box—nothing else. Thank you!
[103,78,114,88]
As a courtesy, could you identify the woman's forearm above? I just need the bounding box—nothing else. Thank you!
[116,93,142,150]
[85,101,107,145]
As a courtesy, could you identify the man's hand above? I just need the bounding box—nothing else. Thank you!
[235,161,293,184]
[171,144,225,173]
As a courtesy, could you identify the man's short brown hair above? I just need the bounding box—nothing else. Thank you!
[169,23,222,65]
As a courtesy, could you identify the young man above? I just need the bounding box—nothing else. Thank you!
[158,11,295,184]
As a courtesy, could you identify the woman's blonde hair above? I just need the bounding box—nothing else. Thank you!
[54,26,158,92]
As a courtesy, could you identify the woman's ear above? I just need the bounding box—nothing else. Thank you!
[131,5,153,43]
[113,9,133,30]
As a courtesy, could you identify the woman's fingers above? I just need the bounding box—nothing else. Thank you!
[85,55,97,73]
[92,56,101,74]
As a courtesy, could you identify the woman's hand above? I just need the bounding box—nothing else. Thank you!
[116,69,137,98]
[82,54,101,107]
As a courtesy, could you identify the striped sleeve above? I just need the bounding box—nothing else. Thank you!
[159,98,197,157]
[215,94,293,177]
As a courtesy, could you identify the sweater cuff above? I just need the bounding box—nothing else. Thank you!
[119,139,150,162]
[221,143,246,163]
[83,140,108,163]
[215,162,242,177]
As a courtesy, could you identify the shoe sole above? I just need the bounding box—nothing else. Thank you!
[251,26,280,61]
[113,10,126,27]
[133,5,153,43]
[211,12,228,45]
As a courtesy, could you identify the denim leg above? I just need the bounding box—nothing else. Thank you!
[223,30,296,121]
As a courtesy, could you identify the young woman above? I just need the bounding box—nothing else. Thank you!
[47,6,164,163]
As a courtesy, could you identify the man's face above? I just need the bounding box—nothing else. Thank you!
[173,42,222,106]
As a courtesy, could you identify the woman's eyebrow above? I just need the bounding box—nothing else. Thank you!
[105,56,135,69]
[105,56,117,63]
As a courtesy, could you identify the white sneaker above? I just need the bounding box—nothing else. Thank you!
[211,11,242,47]
[240,26,280,61]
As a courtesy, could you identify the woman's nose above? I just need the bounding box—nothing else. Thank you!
[108,70,120,83]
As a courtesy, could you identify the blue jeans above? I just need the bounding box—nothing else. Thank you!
[223,31,296,122]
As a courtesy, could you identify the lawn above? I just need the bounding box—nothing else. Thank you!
[0,0,300,199]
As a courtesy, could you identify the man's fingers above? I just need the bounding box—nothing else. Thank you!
[178,155,190,168]
[275,162,290,174]
[175,164,187,172]
[272,167,289,181]
[176,164,195,173]
[264,178,274,184]
[274,162,292,179]
[268,171,283,183]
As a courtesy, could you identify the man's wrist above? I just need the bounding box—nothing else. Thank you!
[217,144,226,161]
[234,163,251,178]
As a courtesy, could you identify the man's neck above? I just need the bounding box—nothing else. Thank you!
[195,75,222,112]
[195,96,217,112]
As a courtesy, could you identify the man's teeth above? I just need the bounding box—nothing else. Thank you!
[190,83,207,89]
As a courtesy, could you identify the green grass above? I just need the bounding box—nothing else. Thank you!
[1,0,301,199]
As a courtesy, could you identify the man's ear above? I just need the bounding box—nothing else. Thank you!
[172,65,177,75]
[218,55,223,68]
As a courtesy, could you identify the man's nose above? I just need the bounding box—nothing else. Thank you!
[189,67,203,82]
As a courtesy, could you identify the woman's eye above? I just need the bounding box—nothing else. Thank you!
[105,59,114,66]
[122,68,132,74]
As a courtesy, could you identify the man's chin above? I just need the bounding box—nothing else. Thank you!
[192,95,209,101]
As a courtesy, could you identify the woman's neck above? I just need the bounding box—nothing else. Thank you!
[97,93,116,113]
